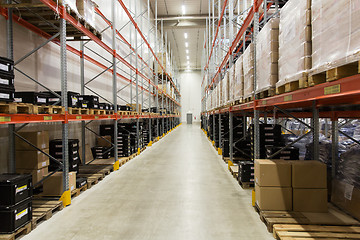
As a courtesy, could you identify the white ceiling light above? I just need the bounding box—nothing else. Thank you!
[186,56,189,60]
[187,61,189,64]
[185,42,188,47]
[184,33,188,39]
[186,49,189,54]
[182,5,186,15]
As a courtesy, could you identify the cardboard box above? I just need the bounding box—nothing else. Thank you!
[332,179,360,220]
[292,160,327,188]
[293,188,328,212]
[96,136,112,147]
[15,131,49,150]
[17,167,48,185]
[255,159,292,187]
[255,184,292,211]
[43,172,76,196]
[15,149,50,169]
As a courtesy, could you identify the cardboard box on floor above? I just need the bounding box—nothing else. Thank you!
[15,131,49,150]
[15,149,50,169]
[254,159,292,187]
[43,172,76,196]
[17,167,48,185]
[293,188,328,212]
[332,179,360,221]
[255,184,292,211]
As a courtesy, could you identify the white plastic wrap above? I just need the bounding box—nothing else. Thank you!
[278,0,311,85]
[222,72,229,106]
[312,0,360,71]
[243,43,254,98]
[256,18,279,92]
[234,55,244,101]
[229,64,235,103]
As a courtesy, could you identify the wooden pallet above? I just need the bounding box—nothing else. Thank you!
[68,107,89,115]
[229,165,238,178]
[273,224,360,240]
[31,200,63,230]
[77,173,103,189]
[0,222,32,240]
[244,96,254,103]
[89,109,106,115]
[117,111,132,116]
[256,87,276,99]
[70,184,88,198]
[78,164,113,176]
[34,105,65,114]
[105,110,115,115]
[256,204,360,233]
[239,181,254,189]
[276,77,308,95]
[308,60,360,87]
[0,102,34,114]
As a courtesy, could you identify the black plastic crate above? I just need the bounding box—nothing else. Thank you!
[14,92,47,105]
[77,99,89,108]
[0,73,14,89]
[117,105,131,111]
[78,95,99,109]
[98,103,108,110]
[91,147,111,159]
[0,87,14,102]
[0,198,32,233]
[43,91,79,108]
[100,124,114,136]
[50,139,79,150]
[0,174,32,207]
[0,56,14,76]
[76,178,87,188]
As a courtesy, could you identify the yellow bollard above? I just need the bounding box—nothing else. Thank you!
[218,148,222,156]
[59,190,71,207]
[227,160,233,171]
[113,160,120,171]
[252,189,256,207]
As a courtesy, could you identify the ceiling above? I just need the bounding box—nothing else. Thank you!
[149,0,209,71]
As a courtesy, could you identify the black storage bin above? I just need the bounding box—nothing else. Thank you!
[0,198,32,233]
[50,139,79,150]
[0,56,14,76]
[0,73,14,89]
[0,174,32,207]
[14,92,47,105]
[77,99,89,108]
[43,91,79,108]
[76,178,87,188]
[117,105,130,111]
[78,95,99,109]
[91,147,111,159]
[100,124,114,136]
[0,87,15,102]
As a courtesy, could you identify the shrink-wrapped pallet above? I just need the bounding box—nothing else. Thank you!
[277,0,311,89]
[234,55,244,101]
[77,0,97,28]
[228,64,235,103]
[311,0,360,76]
[243,43,254,98]
[222,72,229,106]
[256,18,279,93]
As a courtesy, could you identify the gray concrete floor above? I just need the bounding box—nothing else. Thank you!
[23,123,272,240]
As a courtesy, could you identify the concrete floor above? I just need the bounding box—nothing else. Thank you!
[23,123,272,240]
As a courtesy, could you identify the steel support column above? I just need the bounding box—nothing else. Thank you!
[253,9,260,159]
[80,40,86,165]
[312,103,319,161]
[112,0,118,162]
[331,119,339,178]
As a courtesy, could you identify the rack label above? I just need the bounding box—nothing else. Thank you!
[0,116,11,122]
[284,95,293,102]
[324,84,341,95]
[95,116,99,119]
[76,116,82,119]
[262,100,267,105]
[16,208,28,221]
[44,116,52,121]
[16,184,27,194]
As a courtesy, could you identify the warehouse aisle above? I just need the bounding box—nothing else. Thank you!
[23,123,272,240]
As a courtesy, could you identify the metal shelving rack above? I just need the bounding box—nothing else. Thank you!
[201,0,360,186]
[0,0,181,205]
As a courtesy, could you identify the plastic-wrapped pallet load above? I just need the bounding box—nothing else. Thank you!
[277,0,311,93]
[311,0,360,81]
[222,72,229,106]
[234,55,244,102]
[243,43,254,99]
[77,0,97,28]
[228,64,235,103]
[256,18,279,94]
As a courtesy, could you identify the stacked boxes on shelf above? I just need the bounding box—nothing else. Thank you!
[0,174,32,233]
[222,71,229,106]
[228,63,235,104]
[43,171,76,196]
[234,55,244,103]
[91,147,111,159]
[14,92,48,105]
[256,18,279,94]
[78,95,99,109]
[49,139,80,173]
[243,43,254,99]
[276,0,311,91]
[266,146,299,160]
[237,161,254,185]
[250,124,283,159]
[0,56,15,102]
[15,131,49,186]
[77,0,97,28]
[44,91,79,108]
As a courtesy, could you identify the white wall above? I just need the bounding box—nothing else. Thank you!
[179,70,201,123]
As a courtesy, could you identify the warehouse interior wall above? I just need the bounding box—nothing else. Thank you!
[0,0,164,173]
[179,70,201,123]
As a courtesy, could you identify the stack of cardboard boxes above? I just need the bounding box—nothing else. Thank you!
[15,131,50,186]
[255,159,327,212]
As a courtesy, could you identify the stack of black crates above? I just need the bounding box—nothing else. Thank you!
[0,174,32,233]
[49,139,80,173]
[250,124,283,159]
[0,57,15,102]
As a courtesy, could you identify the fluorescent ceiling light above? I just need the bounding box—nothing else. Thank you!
[184,33,188,39]
[182,5,186,15]
[186,56,189,60]
[186,49,189,54]
[187,61,189,64]
[185,42,188,47]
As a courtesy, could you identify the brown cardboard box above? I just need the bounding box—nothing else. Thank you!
[292,160,327,188]
[96,136,112,147]
[255,159,292,187]
[17,167,48,185]
[332,179,360,220]
[255,184,292,211]
[43,172,76,196]
[15,131,49,150]
[15,149,50,169]
[293,188,328,212]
